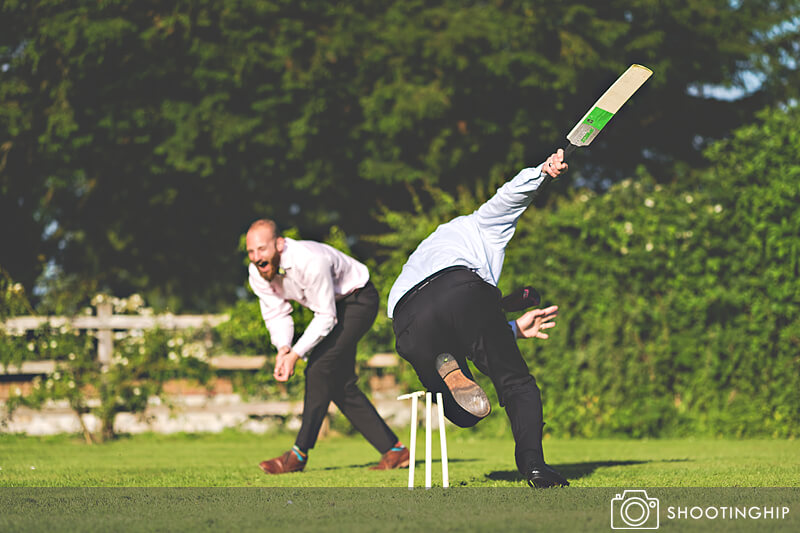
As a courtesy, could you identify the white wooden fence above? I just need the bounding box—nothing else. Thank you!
[1,302,403,435]
[2,301,229,369]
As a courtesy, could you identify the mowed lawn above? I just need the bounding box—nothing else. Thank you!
[1,430,798,487]
[2,432,799,532]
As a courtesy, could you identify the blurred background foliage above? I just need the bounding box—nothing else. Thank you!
[1,1,799,437]
[369,105,800,438]
[2,0,798,309]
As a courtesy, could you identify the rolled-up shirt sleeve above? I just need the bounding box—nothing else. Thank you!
[249,270,295,350]
[291,256,338,359]
[258,298,295,350]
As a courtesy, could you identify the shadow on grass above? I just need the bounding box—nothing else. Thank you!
[321,458,478,471]
[486,459,690,482]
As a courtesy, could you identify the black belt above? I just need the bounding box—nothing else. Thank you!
[393,265,473,316]
[346,279,374,298]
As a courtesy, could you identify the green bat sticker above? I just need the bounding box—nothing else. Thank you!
[583,106,614,131]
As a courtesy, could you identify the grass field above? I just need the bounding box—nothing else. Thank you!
[2,432,799,532]
[1,430,798,487]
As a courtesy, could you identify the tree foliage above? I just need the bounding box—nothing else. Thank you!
[1,0,798,308]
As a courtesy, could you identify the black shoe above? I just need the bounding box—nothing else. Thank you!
[527,463,569,488]
[435,353,490,419]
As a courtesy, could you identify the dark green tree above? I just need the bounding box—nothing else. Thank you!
[1,0,797,309]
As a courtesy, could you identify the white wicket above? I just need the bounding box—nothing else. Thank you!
[397,391,449,489]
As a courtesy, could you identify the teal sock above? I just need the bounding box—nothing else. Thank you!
[291,445,307,462]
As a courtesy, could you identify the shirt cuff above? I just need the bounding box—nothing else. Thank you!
[508,319,519,339]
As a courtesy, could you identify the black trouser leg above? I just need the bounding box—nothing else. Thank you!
[392,269,545,474]
[295,282,398,453]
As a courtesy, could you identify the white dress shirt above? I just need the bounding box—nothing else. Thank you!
[248,238,370,359]
[387,162,547,318]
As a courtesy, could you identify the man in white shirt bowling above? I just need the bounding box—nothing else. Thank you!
[388,149,570,488]
[246,219,408,474]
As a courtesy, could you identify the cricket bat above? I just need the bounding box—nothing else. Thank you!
[540,64,653,182]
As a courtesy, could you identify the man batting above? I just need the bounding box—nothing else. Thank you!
[246,219,408,473]
[388,149,569,488]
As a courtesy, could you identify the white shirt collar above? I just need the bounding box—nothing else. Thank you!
[278,237,294,273]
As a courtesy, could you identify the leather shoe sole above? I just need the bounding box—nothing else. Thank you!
[436,353,490,419]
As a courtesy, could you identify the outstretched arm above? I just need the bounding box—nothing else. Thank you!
[514,305,558,339]
[475,150,568,249]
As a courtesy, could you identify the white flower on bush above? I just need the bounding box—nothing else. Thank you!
[182,342,208,361]
[646,242,654,252]
[53,372,61,380]
[620,246,629,255]
[27,342,35,351]
[111,297,123,312]
[49,339,57,349]
[91,294,108,306]
[714,204,723,213]
[579,194,589,202]
[128,294,145,311]
[167,338,175,348]
[59,325,69,335]
[685,194,694,204]
[168,351,178,361]
[121,358,129,366]
[68,352,76,360]
[14,387,22,396]
[624,222,633,235]
[644,198,654,208]
[45,379,53,389]
[68,381,75,389]
[133,387,141,396]
[139,347,146,355]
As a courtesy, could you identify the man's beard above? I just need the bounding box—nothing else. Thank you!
[256,256,280,281]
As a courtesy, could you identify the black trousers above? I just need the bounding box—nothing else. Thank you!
[392,267,545,474]
[295,281,398,454]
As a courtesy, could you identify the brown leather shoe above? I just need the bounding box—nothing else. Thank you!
[369,446,410,470]
[436,353,491,419]
[259,449,307,474]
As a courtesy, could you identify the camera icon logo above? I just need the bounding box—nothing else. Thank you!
[610,490,660,529]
